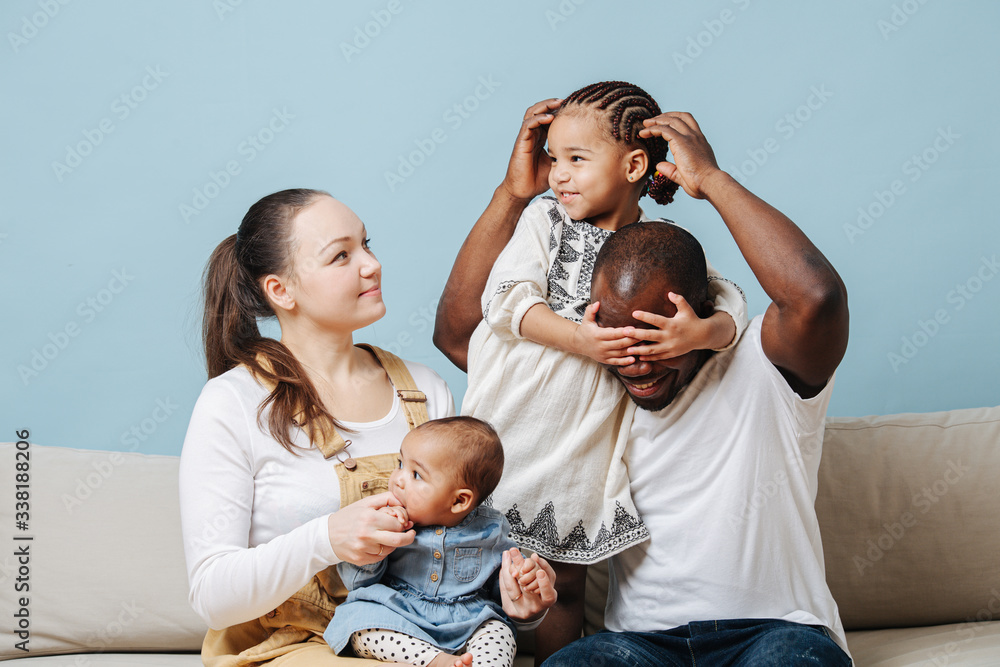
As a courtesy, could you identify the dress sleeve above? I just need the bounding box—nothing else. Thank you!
[179,379,340,630]
[481,198,557,340]
[705,258,749,352]
[337,559,388,592]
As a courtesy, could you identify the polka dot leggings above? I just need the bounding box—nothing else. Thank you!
[349,619,516,666]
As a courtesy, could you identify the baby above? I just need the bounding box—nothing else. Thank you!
[324,416,554,667]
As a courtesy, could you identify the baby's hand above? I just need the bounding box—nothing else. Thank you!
[574,302,639,366]
[625,293,731,361]
[514,554,542,593]
[377,505,413,531]
[500,548,557,620]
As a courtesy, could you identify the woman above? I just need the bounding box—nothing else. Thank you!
[180,189,554,666]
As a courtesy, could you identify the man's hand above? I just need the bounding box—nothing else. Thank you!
[642,112,848,395]
[500,98,563,202]
[638,112,727,200]
[433,98,562,371]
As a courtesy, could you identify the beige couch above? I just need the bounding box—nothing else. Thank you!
[2,405,999,665]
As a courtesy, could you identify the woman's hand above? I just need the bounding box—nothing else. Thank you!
[573,302,639,366]
[499,548,557,621]
[500,98,563,203]
[328,492,415,565]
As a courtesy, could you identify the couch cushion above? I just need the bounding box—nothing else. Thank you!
[0,443,207,660]
[816,406,1000,630]
[846,621,1000,666]
[2,654,203,666]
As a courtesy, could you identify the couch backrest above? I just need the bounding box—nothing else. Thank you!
[0,442,207,660]
[816,405,1000,630]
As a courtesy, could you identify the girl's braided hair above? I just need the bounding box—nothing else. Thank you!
[560,81,678,205]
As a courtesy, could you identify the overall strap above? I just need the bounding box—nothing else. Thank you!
[356,344,429,430]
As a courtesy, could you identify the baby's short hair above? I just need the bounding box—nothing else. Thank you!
[412,416,504,504]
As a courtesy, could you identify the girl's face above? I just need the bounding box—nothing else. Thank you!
[546,110,643,230]
[389,430,465,527]
[284,196,385,334]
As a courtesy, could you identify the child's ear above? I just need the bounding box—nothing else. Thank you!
[624,149,648,185]
[451,489,475,515]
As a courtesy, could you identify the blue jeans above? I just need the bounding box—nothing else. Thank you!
[542,619,851,667]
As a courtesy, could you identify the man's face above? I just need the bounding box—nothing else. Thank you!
[592,272,708,412]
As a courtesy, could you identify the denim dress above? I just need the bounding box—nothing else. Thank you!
[324,506,516,653]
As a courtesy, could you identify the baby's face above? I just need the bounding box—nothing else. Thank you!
[389,430,464,527]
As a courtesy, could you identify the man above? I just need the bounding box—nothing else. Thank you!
[434,102,851,666]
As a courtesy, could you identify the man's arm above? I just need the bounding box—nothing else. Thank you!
[433,99,562,372]
[640,112,848,398]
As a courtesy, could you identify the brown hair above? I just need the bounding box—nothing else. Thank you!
[202,188,345,453]
[559,80,679,206]
[412,417,504,504]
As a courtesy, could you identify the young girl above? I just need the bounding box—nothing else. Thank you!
[324,417,556,667]
[461,81,749,660]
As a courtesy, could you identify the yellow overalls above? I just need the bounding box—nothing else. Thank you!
[202,345,430,666]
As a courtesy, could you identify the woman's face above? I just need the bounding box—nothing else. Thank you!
[284,196,385,333]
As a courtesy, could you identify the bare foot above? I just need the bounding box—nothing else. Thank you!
[427,652,472,667]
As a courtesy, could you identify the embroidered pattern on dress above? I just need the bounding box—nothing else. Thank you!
[483,280,518,320]
[505,500,649,563]
[709,276,747,303]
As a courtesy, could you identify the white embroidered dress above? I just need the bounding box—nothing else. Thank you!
[463,197,747,564]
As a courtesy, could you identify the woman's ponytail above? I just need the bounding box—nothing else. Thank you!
[200,189,343,453]
[202,234,261,379]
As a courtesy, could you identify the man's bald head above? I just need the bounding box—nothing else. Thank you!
[593,221,709,314]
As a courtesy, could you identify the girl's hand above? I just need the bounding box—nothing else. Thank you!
[500,549,557,621]
[573,302,639,366]
[625,293,734,360]
[328,492,415,565]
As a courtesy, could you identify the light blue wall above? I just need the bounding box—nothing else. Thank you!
[3,1,998,455]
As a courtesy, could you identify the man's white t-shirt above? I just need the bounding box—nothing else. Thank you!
[606,316,849,654]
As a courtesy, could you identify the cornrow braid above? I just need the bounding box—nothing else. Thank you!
[561,81,679,206]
